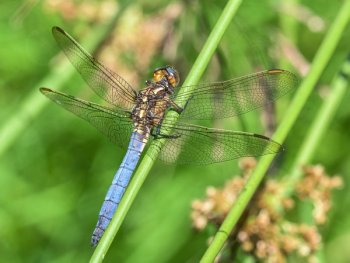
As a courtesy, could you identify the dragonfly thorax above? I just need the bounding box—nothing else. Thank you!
[132,80,174,138]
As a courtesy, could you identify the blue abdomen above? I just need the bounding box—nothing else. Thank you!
[91,132,146,246]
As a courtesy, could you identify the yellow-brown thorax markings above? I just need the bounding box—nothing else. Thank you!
[131,66,180,142]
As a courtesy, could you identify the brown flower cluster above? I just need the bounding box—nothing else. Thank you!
[296,165,343,225]
[191,159,343,263]
[192,158,256,230]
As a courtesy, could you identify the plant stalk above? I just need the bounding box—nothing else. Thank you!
[200,0,350,262]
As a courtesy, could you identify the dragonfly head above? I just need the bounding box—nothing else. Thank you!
[153,66,180,89]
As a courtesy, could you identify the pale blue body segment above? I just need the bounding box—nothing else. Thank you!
[91,131,146,246]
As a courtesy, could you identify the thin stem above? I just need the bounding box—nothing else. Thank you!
[90,0,243,261]
[200,0,350,262]
[286,53,350,190]
[279,0,299,70]
[279,0,299,44]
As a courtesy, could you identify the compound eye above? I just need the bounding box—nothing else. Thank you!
[165,67,180,87]
[166,75,176,87]
[153,69,165,82]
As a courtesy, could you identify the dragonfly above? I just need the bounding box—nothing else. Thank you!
[40,26,298,246]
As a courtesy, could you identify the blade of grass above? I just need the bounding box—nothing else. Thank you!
[89,0,243,261]
[284,51,350,263]
[286,52,350,190]
[200,0,350,262]
[0,13,123,157]
[279,0,300,69]
[279,0,299,44]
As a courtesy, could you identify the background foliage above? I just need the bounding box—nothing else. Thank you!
[0,0,349,262]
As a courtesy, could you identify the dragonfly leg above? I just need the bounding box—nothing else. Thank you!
[167,98,183,114]
[169,95,193,114]
[154,133,180,139]
[182,95,193,111]
[151,125,180,139]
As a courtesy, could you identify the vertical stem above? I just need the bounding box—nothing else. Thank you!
[200,1,350,262]
[279,0,299,69]
[287,53,350,189]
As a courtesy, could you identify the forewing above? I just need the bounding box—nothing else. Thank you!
[176,69,298,120]
[41,88,133,149]
[158,121,281,164]
[52,26,137,110]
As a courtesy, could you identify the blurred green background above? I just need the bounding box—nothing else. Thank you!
[0,0,350,262]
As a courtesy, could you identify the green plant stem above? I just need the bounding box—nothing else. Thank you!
[283,52,350,263]
[200,1,350,262]
[0,17,121,157]
[279,0,299,43]
[279,0,299,69]
[286,53,350,189]
[89,0,243,261]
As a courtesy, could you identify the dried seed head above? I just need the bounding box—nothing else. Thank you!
[191,162,341,262]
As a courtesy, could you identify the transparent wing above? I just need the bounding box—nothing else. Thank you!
[175,69,298,120]
[52,26,137,110]
[40,88,134,149]
[157,120,281,164]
